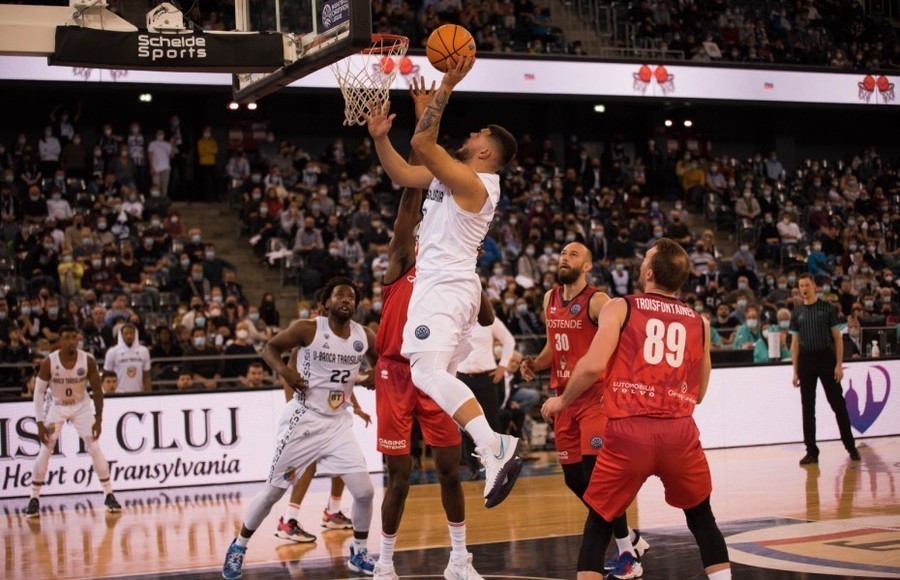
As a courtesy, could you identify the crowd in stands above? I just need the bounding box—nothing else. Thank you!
[0,104,898,400]
[628,0,899,68]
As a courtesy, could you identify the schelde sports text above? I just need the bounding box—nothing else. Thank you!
[137,35,207,61]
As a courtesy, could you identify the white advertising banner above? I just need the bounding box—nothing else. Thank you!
[695,359,899,448]
[0,388,378,498]
[0,54,896,107]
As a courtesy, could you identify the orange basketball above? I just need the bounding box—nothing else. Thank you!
[426,24,476,73]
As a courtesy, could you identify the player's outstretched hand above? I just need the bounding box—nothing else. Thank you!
[92,418,102,440]
[541,396,564,424]
[282,367,309,394]
[365,100,396,139]
[410,76,437,119]
[441,55,475,88]
[519,356,536,382]
[37,422,51,446]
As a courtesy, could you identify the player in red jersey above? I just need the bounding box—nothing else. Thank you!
[542,238,731,580]
[374,78,493,580]
[520,242,649,577]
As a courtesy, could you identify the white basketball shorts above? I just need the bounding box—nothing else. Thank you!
[401,270,480,358]
[45,396,96,439]
[267,397,368,488]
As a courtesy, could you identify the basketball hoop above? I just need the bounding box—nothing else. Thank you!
[331,34,409,127]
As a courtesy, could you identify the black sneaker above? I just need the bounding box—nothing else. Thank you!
[24,497,40,518]
[849,449,861,461]
[799,453,819,465]
[105,493,122,513]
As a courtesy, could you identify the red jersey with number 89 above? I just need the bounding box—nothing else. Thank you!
[604,293,705,419]
[547,285,601,393]
[376,266,416,362]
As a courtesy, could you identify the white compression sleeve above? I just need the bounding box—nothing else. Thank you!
[34,378,48,422]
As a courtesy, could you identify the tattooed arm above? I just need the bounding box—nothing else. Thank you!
[409,57,487,213]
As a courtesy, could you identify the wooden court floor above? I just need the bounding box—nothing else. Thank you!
[2,436,899,579]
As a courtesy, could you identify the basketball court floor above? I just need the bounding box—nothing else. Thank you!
[3,436,898,579]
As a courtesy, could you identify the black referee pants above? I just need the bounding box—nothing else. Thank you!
[798,350,856,457]
[457,371,501,471]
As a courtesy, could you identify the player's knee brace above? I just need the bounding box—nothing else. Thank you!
[685,497,729,568]
[562,463,587,498]
[577,509,615,572]
[409,352,472,416]
[243,483,287,531]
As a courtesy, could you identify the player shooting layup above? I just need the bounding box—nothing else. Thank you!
[543,239,731,580]
[25,325,121,517]
[365,57,522,508]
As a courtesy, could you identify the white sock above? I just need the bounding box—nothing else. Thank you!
[284,502,300,522]
[235,535,250,548]
[463,416,499,453]
[100,479,113,495]
[353,537,367,553]
[379,532,397,565]
[615,535,635,557]
[327,495,342,514]
[31,483,42,500]
[628,528,637,543]
[707,568,731,579]
[448,521,467,559]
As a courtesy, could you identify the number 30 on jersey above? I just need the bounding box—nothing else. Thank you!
[643,319,686,367]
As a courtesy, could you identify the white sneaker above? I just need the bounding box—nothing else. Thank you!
[633,529,650,559]
[474,433,524,508]
[443,552,483,580]
[373,559,399,580]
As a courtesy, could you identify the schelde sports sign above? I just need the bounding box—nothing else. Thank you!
[0,389,378,498]
[1,53,898,107]
[48,27,283,73]
[694,358,899,449]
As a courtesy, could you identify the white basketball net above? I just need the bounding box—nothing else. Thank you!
[331,35,409,126]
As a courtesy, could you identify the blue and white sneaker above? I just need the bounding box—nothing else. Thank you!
[222,540,247,579]
[604,529,650,571]
[605,551,643,579]
[474,433,524,508]
[348,545,375,575]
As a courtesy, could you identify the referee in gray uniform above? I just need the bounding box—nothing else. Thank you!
[790,273,859,465]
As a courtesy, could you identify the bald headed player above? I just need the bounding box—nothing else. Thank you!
[520,242,648,577]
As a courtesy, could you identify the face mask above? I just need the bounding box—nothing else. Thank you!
[194,317,206,327]
[765,217,773,224]
[193,336,206,347]
[191,235,202,244]
[63,255,73,263]
[737,299,748,309]
[205,251,215,260]
[867,246,877,254]
[329,248,340,257]
[97,222,107,230]
[493,268,503,276]
[864,300,874,308]
[883,296,892,303]
[517,304,528,314]
[203,132,211,139]
[235,329,249,340]
[249,312,260,322]
[740,245,749,252]
[694,305,703,312]
[298,309,309,319]
[192,273,203,282]
[505,297,515,306]
[746,318,758,329]
[43,243,54,251]
[849,328,860,338]
[848,244,858,252]
[372,301,383,313]
[812,245,822,252]
[48,307,59,316]
[544,247,553,256]
[209,309,222,318]
[509,218,518,225]
[861,267,870,274]
[52,193,61,201]
[549,266,558,273]
[565,234,576,243]
[525,248,535,256]
[778,320,790,329]
[787,276,796,285]
[91,259,103,268]
[259,207,269,215]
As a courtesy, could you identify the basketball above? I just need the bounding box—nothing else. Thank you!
[426,24,477,73]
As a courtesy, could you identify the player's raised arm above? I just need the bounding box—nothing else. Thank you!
[262,320,317,393]
[409,58,487,209]
[365,100,433,189]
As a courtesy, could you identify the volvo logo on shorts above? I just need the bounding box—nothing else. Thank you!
[415,325,430,340]
[569,303,582,316]
[590,436,603,450]
[353,340,365,353]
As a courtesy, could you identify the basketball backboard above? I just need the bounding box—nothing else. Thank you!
[232,0,372,103]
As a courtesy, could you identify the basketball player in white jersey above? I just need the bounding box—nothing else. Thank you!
[222,278,379,579]
[25,325,121,517]
[365,58,522,508]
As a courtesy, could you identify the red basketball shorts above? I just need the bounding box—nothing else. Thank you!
[375,357,461,455]
[554,397,608,465]
[583,415,712,520]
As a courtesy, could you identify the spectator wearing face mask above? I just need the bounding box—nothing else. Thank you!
[842,315,865,359]
[224,321,259,381]
[57,250,84,296]
[806,240,834,277]
[732,306,762,350]
[756,318,790,363]
[731,243,757,273]
[183,327,222,390]
[734,188,761,222]
[201,243,234,288]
